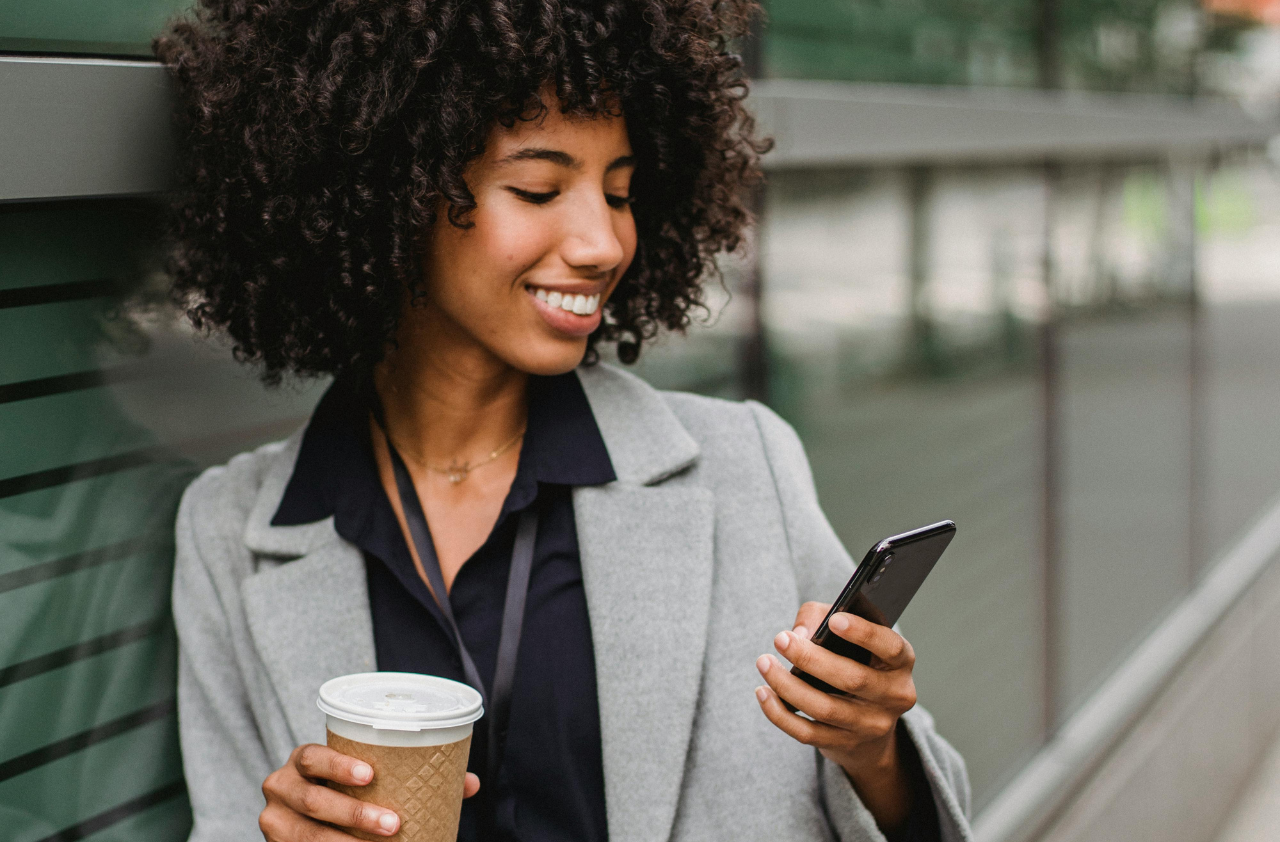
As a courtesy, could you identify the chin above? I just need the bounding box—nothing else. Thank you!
[504,337,592,377]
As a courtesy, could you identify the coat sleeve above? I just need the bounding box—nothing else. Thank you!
[746,400,974,842]
[173,467,276,841]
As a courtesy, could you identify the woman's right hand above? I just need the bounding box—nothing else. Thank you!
[259,744,481,840]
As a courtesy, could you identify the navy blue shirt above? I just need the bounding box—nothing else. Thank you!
[271,370,941,842]
[272,372,613,842]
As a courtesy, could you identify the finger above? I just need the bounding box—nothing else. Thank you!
[280,778,400,837]
[756,654,891,734]
[754,683,867,750]
[259,802,370,842]
[293,744,376,787]
[772,630,895,702]
[827,613,915,670]
[794,601,831,639]
[464,773,481,799]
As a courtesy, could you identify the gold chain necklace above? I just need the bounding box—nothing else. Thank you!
[428,426,526,485]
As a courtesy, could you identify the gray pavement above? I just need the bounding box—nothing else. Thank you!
[1214,728,1280,842]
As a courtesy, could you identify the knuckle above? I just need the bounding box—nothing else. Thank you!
[295,744,316,774]
[349,800,370,829]
[874,712,898,737]
[299,784,325,816]
[788,646,812,670]
[259,805,289,842]
[811,695,839,723]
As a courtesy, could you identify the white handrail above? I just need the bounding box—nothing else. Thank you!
[973,493,1280,842]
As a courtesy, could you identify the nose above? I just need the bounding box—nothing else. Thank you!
[559,194,626,276]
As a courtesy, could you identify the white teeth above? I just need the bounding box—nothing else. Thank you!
[532,287,601,316]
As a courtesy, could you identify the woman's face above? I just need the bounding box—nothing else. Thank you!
[416,103,638,376]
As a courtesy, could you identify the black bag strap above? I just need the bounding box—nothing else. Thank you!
[373,407,536,821]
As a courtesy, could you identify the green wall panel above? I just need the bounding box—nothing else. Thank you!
[0,550,172,663]
[1,199,194,841]
[0,0,193,57]
[1,716,185,842]
[0,632,176,761]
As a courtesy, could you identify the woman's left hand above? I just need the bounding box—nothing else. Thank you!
[755,601,919,835]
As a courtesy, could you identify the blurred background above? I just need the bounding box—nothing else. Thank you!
[4,1,1280,841]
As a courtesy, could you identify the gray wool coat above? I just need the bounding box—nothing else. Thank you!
[172,362,972,842]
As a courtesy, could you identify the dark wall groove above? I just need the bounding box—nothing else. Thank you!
[0,617,169,688]
[0,698,176,783]
[33,780,186,842]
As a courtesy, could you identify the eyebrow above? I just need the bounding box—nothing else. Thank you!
[500,148,637,172]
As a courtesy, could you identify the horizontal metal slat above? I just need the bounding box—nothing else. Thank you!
[0,57,173,202]
[4,57,1279,203]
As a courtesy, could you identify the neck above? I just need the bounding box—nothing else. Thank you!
[372,306,529,467]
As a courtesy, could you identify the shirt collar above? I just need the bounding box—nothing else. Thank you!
[270,369,616,527]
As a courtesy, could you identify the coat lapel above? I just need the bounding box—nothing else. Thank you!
[575,365,715,842]
[240,536,378,745]
[575,483,714,842]
[239,429,378,746]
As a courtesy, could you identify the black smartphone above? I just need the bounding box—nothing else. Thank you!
[791,520,956,695]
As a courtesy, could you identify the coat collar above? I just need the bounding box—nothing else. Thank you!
[239,363,710,842]
[243,363,700,557]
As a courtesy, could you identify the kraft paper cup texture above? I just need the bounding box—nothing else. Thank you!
[318,673,484,842]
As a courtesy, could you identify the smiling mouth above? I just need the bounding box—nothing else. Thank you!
[526,284,601,316]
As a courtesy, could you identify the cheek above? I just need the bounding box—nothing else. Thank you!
[432,210,550,303]
[467,209,554,285]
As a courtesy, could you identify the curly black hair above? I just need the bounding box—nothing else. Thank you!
[155,0,767,382]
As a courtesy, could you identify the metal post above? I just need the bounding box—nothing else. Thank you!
[905,165,936,376]
[1040,161,1062,736]
[1168,154,1204,580]
[738,184,769,403]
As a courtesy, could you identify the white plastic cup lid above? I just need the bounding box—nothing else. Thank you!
[317,672,484,732]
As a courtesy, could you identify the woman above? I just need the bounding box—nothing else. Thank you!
[158,1,971,841]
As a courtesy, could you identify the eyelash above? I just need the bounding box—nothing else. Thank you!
[508,188,634,209]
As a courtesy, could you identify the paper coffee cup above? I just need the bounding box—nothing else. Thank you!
[318,672,484,842]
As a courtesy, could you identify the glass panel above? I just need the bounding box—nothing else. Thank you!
[1050,163,1196,719]
[1200,154,1280,562]
[762,166,1049,807]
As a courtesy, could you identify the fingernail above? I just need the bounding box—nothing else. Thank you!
[794,625,810,640]
[774,631,790,651]
[353,763,373,783]
[830,613,849,632]
[755,686,768,703]
[756,654,771,675]
[379,812,398,832]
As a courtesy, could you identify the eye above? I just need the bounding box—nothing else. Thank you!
[606,194,635,210]
[508,188,558,205]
